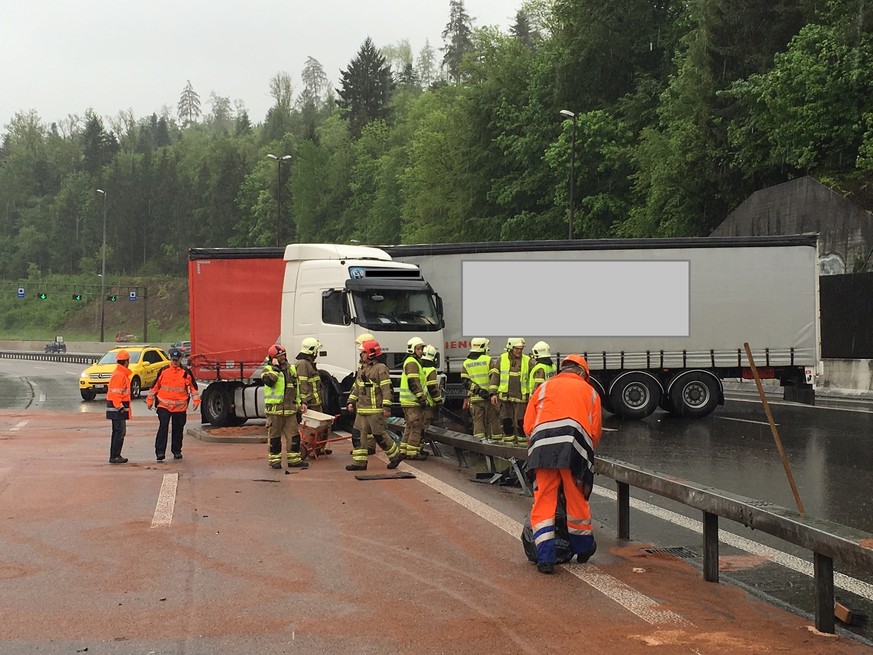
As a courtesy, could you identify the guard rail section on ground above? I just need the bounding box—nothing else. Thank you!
[0,350,98,365]
[385,416,873,635]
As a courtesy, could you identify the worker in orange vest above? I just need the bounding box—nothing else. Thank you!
[106,349,132,464]
[147,347,200,461]
[523,354,602,574]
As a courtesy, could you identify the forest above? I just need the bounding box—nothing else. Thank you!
[1,0,872,284]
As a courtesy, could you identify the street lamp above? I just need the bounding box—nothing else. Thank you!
[267,154,292,247]
[96,188,107,342]
[559,109,577,240]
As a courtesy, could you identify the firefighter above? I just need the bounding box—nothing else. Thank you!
[399,336,428,460]
[462,337,500,443]
[524,354,602,574]
[345,339,402,470]
[529,341,557,393]
[490,337,530,446]
[146,347,200,461]
[296,337,323,412]
[262,344,308,470]
[106,349,132,464]
[354,333,377,455]
[420,344,442,453]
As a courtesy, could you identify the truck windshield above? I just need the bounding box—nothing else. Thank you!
[351,289,441,332]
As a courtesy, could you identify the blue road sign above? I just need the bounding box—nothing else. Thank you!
[128,290,137,301]
[17,287,25,298]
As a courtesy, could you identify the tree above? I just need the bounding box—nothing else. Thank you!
[177,80,202,126]
[336,37,395,138]
[81,111,118,176]
[263,72,295,143]
[417,40,439,87]
[442,0,474,84]
[207,92,234,133]
[299,57,330,141]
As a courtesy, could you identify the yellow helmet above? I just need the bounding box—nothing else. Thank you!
[507,337,526,350]
[407,336,425,354]
[532,340,550,358]
[300,337,321,357]
[355,333,375,352]
[422,344,438,362]
[470,337,490,353]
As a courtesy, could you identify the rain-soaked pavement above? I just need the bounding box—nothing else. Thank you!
[2,356,873,648]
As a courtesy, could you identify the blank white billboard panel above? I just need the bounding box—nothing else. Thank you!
[461,260,689,337]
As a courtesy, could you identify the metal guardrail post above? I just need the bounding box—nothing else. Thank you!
[703,511,719,583]
[617,481,630,540]
[814,552,835,634]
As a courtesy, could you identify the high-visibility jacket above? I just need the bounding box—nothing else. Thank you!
[147,364,200,412]
[261,360,300,415]
[348,358,393,414]
[106,364,131,418]
[524,370,602,483]
[399,355,426,407]
[423,364,442,406]
[529,358,557,393]
[461,353,491,403]
[295,354,323,407]
[490,351,530,402]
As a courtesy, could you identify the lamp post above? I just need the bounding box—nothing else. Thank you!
[559,109,577,240]
[96,188,107,342]
[266,154,292,247]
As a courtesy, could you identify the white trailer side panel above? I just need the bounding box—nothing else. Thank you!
[395,242,817,370]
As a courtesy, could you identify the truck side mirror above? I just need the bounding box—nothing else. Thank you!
[435,294,446,328]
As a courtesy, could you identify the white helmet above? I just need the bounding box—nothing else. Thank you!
[355,333,375,352]
[507,337,526,350]
[470,337,490,354]
[532,340,550,358]
[422,344,438,362]
[407,336,426,354]
[300,337,321,357]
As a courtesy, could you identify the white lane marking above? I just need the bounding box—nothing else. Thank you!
[151,473,178,528]
[728,395,873,415]
[9,421,29,432]
[719,416,774,426]
[602,427,619,432]
[65,372,78,376]
[39,394,46,402]
[405,463,690,627]
[592,486,873,600]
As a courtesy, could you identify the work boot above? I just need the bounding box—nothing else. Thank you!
[576,541,597,564]
[288,461,309,469]
[346,462,368,471]
[386,456,403,469]
[270,461,282,470]
[156,455,165,462]
[173,453,183,460]
[367,447,377,455]
[537,562,554,574]
[109,457,129,464]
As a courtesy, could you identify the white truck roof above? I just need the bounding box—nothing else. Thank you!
[284,244,391,262]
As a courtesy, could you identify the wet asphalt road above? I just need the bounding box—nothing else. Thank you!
[2,358,873,643]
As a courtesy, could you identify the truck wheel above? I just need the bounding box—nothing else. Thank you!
[80,389,97,401]
[609,372,661,420]
[130,376,142,399]
[202,386,232,427]
[669,371,720,418]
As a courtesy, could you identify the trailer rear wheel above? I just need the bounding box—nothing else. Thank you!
[609,372,661,420]
[202,385,233,427]
[670,371,720,418]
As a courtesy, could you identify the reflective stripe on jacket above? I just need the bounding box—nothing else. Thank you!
[462,354,490,403]
[399,355,425,407]
[348,359,392,414]
[106,364,131,417]
[524,371,602,477]
[490,352,530,401]
[529,360,557,393]
[423,365,441,406]
[147,365,199,412]
[261,362,300,415]
[295,355,322,406]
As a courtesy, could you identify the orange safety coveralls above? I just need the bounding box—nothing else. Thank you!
[524,370,602,565]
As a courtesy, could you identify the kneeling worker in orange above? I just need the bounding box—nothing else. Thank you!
[524,354,602,574]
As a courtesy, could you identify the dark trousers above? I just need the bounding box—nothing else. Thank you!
[109,418,127,459]
[155,408,187,458]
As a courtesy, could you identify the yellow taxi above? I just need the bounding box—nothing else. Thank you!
[79,345,170,401]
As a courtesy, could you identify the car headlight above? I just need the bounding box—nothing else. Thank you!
[80,371,88,379]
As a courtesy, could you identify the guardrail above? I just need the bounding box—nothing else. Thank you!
[0,350,99,365]
[385,416,873,635]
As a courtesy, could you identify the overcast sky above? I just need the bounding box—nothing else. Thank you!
[1,0,517,131]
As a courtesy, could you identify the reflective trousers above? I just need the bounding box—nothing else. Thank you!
[530,468,595,565]
[469,401,501,441]
[267,413,303,466]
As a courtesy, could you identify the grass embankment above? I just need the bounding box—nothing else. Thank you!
[0,276,189,342]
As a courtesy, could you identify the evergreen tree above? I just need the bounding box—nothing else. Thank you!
[442,0,474,84]
[336,37,395,138]
[417,39,438,87]
[81,111,118,176]
[177,80,201,126]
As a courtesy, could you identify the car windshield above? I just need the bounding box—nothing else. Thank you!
[351,289,441,332]
[98,351,141,365]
